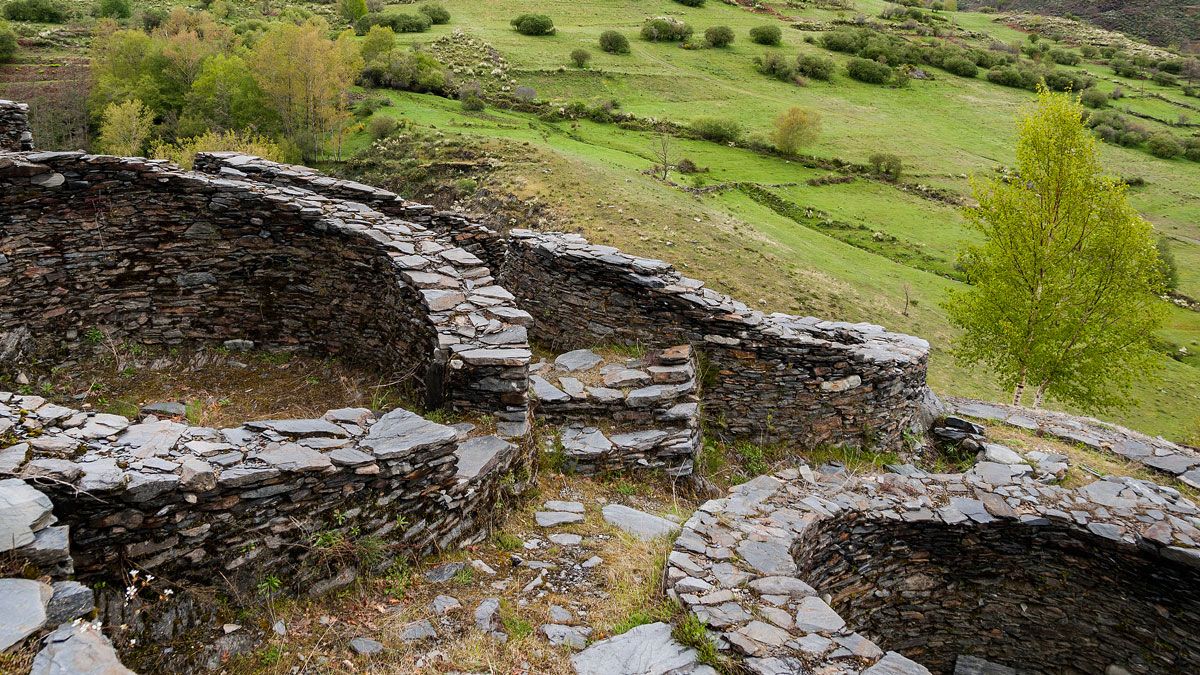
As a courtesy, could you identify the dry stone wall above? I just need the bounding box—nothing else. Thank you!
[502,231,931,450]
[0,390,527,585]
[0,151,531,426]
[0,100,33,152]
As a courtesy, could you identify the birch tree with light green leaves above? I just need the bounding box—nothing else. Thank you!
[945,87,1167,410]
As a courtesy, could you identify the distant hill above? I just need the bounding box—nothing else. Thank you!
[966,0,1200,51]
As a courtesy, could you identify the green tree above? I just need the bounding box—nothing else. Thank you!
[360,24,394,62]
[181,53,275,135]
[945,89,1166,409]
[0,20,16,63]
[339,0,367,23]
[770,107,820,154]
[98,99,155,156]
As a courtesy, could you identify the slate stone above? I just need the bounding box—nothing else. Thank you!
[0,578,51,650]
[748,576,816,597]
[361,408,457,460]
[980,444,1026,466]
[432,595,462,615]
[862,651,932,675]
[455,436,512,480]
[349,636,384,655]
[793,596,845,634]
[560,427,613,456]
[548,533,582,546]
[530,376,571,403]
[475,597,501,632]
[29,621,135,675]
[0,477,54,552]
[737,540,796,576]
[424,562,465,583]
[602,504,679,541]
[140,402,186,418]
[254,444,332,472]
[398,619,436,642]
[571,622,703,675]
[541,623,590,650]
[554,349,603,372]
[46,581,94,625]
[548,604,573,623]
[603,369,652,388]
[543,500,585,513]
[954,654,1016,675]
[536,511,584,527]
[245,418,349,438]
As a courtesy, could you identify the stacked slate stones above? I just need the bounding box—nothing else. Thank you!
[667,461,1200,675]
[0,99,33,151]
[0,478,132,673]
[530,345,703,476]
[0,390,522,587]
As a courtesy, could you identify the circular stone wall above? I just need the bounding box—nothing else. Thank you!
[795,516,1200,674]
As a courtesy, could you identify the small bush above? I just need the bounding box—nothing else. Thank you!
[599,30,629,54]
[942,56,977,78]
[642,17,691,42]
[513,85,536,102]
[569,48,590,68]
[691,117,742,143]
[1146,133,1183,159]
[95,0,128,19]
[795,54,834,81]
[339,0,367,23]
[459,80,485,110]
[846,57,892,84]
[771,106,821,154]
[749,24,781,46]
[368,115,399,139]
[0,20,15,62]
[418,3,449,24]
[755,51,795,82]
[822,28,866,53]
[868,152,903,180]
[1080,88,1108,109]
[362,48,448,93]
[703,25,734,48]
[1185,138,1200,162]
[141,7,167,29]
[357,11,431,34]
[1047,48,1079,65]
[675,0,705,5]
[511,13,554,36]
[3,0,67,22]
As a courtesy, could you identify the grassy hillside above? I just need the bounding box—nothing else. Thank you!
[964,0,1200,51]
[329,0,1199,442]
[1,0,1197,442]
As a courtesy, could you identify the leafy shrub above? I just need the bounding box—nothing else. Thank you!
[675,0,705,5]
[846,57,892,84]
[1146,133,1183,159]
[704,25,734,48]
[942,55,977,77]
[513,85,536,102]
[458,80,485,110]
[142,7,167,29]
[418,3,449,24]
[1080,88,1108,109]
[690,117,742,143]
[511,13,554,36]
[570,48,590,68]
[749,24,781,46]
[1185,138,1200,162]
[3,0,67,22]
[353,96,392,118]
[1151,71,1176,87]
[868,152,903,180]
[1080,45,1097,58]
[151,130,291,170]
[368,115,399,139]
[599,30,629,54]
[771,106,821,154]
[362,49,448,93]
[755,51,795,82]
[642,17,691,42]
[339,0,367,23]
[356,11,431,34]
[1047,49,1079,65]
[795,54,834,81]
[95,0,129,19]
[822,28,866,53]
[0,19,14,62]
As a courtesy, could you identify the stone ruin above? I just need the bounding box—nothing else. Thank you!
[1,99,1197,673]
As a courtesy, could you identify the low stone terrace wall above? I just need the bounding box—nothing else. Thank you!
[0,390,525,586]
[502,231,931,450]
[194,152,509,269]
[0,151,530,426]
[667,463,1200,675]
[0,99,33,152]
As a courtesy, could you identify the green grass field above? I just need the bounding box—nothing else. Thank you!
[358,0,1200,442]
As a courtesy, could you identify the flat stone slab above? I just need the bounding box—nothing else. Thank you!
[455,436,513,480]
[245,418,349,438]
[349,636,384,654]
[0,578,51,651]
[536,511,585,527]
[398,619,436,642]
[793,597,845,634]
[30,621,135,675]
[531,375,571,403]
[571,622,712,675]
[554,349,603,372]
[0,478,54,552]
[543,500,585,513]
[863,651,932,674]
[602,504,679,541]
[361,408,457,460]
[541,623,591,650]
[561,427,613,456]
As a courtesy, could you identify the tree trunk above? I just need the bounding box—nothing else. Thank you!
[1032,382,1047,409]
[1012,370,1027,406]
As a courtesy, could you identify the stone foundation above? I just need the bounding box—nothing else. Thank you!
[0,99,33,152]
